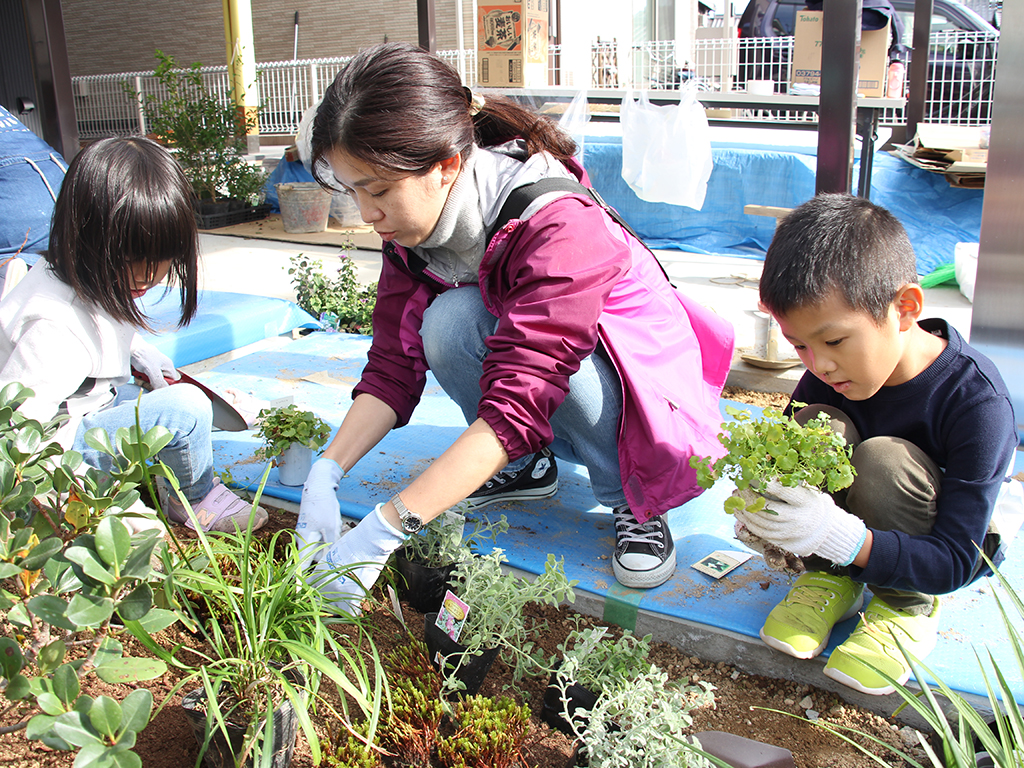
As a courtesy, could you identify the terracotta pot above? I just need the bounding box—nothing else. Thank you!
[393,550,456,614]
[180,668,305,768]
[423,611,498,695]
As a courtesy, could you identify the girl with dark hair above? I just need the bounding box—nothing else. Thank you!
[0,137,266,533]
[299,43,734,613]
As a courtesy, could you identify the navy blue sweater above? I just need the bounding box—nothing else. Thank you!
[789,319,1017,595]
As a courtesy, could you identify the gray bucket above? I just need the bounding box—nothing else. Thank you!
[276,182,332,233]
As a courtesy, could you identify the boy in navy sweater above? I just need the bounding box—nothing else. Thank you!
[735,193,1022,695]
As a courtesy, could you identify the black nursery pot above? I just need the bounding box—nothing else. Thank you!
[423,611,498,696]
[541,668,599,736]
[394,550,457,614]
[180,668,305,768]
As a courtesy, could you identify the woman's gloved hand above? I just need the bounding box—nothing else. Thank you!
[130,336,179,389]
[312,502,406,616]
[733,481,867,567]
[296,458,344,566]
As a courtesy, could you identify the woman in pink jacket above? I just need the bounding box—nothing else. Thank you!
[298,42,735,613]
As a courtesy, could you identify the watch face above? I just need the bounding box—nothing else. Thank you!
[401,514,423,535]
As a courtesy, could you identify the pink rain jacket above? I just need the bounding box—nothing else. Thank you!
[353,169,734,520]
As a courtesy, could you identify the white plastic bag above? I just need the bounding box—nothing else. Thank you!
[558,90,591,167]
[620,87,713,209]
[954,241,978,303]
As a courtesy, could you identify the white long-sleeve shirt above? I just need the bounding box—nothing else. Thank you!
[0,261,134,447]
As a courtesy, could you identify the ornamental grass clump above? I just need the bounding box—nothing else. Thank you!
[689,404,856,515]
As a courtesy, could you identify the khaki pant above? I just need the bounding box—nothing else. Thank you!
[796,405,951,615]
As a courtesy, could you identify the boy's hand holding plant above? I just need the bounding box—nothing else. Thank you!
[690,405,862,570]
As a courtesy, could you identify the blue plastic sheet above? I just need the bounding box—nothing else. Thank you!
[581,133,983,276]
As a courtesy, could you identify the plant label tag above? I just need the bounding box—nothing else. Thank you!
[692,550,752,579]
[435,590,470,643]
[387,585,405,627]
[438,509,465,540]
[269,395,294,409]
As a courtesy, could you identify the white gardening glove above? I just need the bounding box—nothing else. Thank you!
[296,458,344,567]
[732,481,867,567]
[312,503,406,616]
[130,335,179,389]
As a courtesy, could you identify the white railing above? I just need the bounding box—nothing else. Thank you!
[72,30,997,140]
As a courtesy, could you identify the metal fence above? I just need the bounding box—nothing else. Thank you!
[72,30,998,140]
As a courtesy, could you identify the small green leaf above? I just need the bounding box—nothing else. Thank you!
[25,713,71,749]
[115,583,153,622]
[37,639,66,675]
[88,695,122,739]
[66,593,114,627]
[95,657,167,684]
[84,428,116,457]
[118,688,153,736]
[129,607,178,634]
[19,536,63,572]
[95,517,131,568]
[64,546,117,586]
[52,663,81,708]
[52,710,102,748]
[5,673,31,700]
[37,691,66,716]
[26,595,76,631]
[0,637,24,678]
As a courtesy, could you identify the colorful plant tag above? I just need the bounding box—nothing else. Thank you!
[435,590,470,642]
[691,550,752,579]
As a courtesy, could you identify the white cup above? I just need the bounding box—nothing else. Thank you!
[747,80,775,96]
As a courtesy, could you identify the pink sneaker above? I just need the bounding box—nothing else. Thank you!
[163,479,269,533]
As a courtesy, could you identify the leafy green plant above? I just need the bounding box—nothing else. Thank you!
[138,50,267,204]
[689,405,856,515]
[0,382,179,768]
[556,624,653,696]
[254,403,331,459]
[436,694,531,768]
[444,550,576,688]
[400,510,508,569]
[562,662,720,768]
[129,467,386,768]
[288,251,377,335]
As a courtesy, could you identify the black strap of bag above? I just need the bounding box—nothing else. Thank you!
[485,177,672,284]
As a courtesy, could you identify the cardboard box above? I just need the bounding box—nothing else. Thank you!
[792,10,890,98]
[477,0,549,88]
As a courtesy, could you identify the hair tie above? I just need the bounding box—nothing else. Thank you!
[464,87,485,116]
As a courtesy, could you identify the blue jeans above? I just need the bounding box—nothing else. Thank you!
[420,286,627,508]
[72,383,215,504]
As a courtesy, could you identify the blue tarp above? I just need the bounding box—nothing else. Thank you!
[580,133,984,277]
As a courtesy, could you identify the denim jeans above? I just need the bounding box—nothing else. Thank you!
[420,286,627,508]
[72,383,215,504]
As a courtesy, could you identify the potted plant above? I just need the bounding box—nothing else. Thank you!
[689,404,856,572]
[542,624,653,735]
[131,469,385,768]
[560,663,719,768]
[254,404,332,486]
[138,50,270,228]
[392,509,508,614]
[0,382,178,768]
[423,549,576,694]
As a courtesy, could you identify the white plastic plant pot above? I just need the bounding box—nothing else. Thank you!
[277,443,314,486]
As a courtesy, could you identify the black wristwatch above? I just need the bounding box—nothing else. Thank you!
[390,493,423,535]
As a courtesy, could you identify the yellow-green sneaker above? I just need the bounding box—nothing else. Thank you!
[823,596,941,696]
[759,571,865,659]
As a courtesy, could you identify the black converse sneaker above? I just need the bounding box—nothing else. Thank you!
[612,506,676,588]
[463,448,558,510]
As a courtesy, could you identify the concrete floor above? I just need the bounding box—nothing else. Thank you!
[193,228,977,395]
